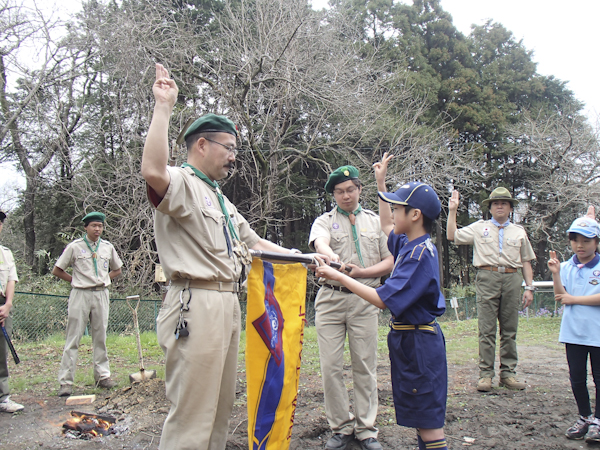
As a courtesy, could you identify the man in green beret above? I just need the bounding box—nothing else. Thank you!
[0,211,24,413]
[447,187,536,392]
[309,165,393,450]
[141,63,322,449]
[52,211,123,397]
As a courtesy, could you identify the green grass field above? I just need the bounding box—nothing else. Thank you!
[8,317,562,395]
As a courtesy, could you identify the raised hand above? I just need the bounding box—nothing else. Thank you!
[547,250,561,274]
[153,63,179,109]
[586,205,596,220]
[448,190,460,213]
[373,152,394,186]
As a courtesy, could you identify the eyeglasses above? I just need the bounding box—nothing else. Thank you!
[204,137,238,156]
[333,186,358,196]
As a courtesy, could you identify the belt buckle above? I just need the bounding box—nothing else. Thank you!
[497,266,506,273]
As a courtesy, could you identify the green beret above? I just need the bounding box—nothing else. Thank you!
[481,187,518,208]
[324,165,359,194]
[82,212,106,226]
[183,113,237,140]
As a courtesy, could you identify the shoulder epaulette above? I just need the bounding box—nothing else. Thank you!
[409,244,427,261]
[361,209,378,217]
[511,223,526,230]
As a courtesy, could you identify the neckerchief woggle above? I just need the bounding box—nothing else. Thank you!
[83,235,101,277]
[336,205,365,267]
[182,163,240,257]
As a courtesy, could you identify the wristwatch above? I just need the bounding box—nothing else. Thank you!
[524,285,537,291]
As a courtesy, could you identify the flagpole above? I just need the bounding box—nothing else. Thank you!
[249,249,350,271]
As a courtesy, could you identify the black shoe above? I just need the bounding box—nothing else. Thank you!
[359,437,383,450]
[325,433,354,450]
[97,378,117,389]
[58,385,73,397]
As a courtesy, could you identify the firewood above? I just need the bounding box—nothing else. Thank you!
[65,395,96,405]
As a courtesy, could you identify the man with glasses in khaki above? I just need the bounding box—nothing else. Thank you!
[309,165,393,450]
[141,63,318,450]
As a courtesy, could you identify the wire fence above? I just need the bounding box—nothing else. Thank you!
[9,289,561,342]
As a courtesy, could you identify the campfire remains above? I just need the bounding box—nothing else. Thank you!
[62,410,117,439]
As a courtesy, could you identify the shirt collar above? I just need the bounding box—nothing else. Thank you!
[491,218,511,228]
[571,253,600,268]
[399,233,431,255]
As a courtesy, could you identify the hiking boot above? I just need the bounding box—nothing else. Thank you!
[565,416,591,440]
[499,377,526,390]
[97,378,117,389]
[0,396,24,413]
[359,437,383,450]
[58,384,73,397]
[585,422,600,443]
[325,433,354,450]
[476,377,492,392]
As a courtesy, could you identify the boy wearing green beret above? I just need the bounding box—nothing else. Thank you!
[141,63,315,450]
[53,211,123,397]
[309,165,393,450]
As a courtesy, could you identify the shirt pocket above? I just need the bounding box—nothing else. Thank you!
[503,237,522,260]
[0,267,9,293]
[360,231,381,265]
[330,232,349,254]
[478,236,497,256]
[199,207,228,253]
[74,252,95,276]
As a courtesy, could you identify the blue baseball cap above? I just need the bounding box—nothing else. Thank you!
[567,217,600,238]
[378,182,441,220]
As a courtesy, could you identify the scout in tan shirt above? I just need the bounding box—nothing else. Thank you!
[447,188,536,392]
[53,211,123,397]
[141,63,323,450]
[309,165,393,450]
[0,210,23,413]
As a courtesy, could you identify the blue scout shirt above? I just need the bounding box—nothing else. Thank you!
[376,232,446,324]
[559,253,600,347]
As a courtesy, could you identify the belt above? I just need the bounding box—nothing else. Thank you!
[76,286,107,291]
[171,279,239,293]
[390,319,437,333]
[322,284,352,294]
[478,266,518,273]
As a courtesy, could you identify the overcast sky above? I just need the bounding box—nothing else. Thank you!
[440,0,600,122]
[3,0,597,206]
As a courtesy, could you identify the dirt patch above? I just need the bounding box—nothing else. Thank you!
[1,344,597,450]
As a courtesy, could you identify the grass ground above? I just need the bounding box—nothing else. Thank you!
[8,316,562,396]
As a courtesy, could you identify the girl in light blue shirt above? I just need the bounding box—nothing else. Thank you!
[548,216,600,443]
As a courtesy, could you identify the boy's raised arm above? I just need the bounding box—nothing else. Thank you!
[373,152,394,237]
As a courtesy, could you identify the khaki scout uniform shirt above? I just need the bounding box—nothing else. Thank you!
[453,220,536,268]
[309,207,391,287]
[55,238,123,288]
[0,246,18,296]
[150,166,260,282]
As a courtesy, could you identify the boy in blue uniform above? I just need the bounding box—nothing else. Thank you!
[548,215,600,443]
[315,153,448,450]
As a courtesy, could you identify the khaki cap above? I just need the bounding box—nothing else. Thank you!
[481,187,518,207]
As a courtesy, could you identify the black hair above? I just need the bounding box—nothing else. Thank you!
[185,131,220,151]
[351,179,362,189]
[403,205,437,234]
[569,232,600,244]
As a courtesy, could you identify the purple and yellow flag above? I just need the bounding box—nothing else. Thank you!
[246,259,307,450]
